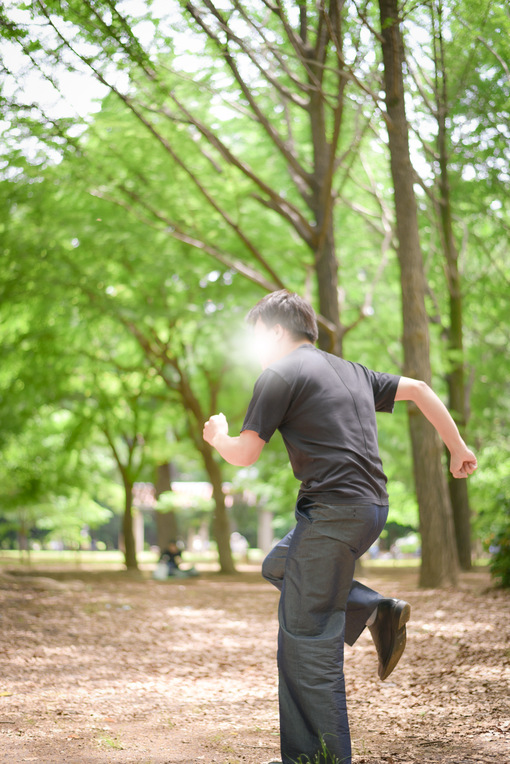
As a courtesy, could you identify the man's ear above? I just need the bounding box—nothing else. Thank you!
[272,323,285,341]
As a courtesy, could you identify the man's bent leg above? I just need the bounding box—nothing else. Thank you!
[263,527,387,647]
[261,530,294,592]
[341,508,411,678]
[263,507,410,684]
[345,580,385,646]
[343,505,389,647]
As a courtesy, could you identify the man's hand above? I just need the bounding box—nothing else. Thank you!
[450,447,478,479]
[202,416,265,467]
[203,413,228,446]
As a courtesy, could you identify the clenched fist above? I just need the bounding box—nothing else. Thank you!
[203,413,228,446]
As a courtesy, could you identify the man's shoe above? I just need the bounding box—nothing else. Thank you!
[368,598,411,681]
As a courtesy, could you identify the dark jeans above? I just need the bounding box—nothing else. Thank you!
[262,499,389,764]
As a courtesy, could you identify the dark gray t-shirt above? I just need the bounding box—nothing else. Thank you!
[241,344,400,505]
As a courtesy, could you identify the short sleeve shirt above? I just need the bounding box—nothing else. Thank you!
[241,345,400,505]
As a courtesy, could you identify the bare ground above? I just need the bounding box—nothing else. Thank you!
[0,563,508,764]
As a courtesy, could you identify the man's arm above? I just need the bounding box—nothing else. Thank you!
[395,377,477,479]
[202,413,265,467]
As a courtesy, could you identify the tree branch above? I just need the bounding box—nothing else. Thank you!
[185,0,312,183]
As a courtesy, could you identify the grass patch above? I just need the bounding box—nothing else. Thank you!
[97,733,123,750]
[0,549,141,567]
[360,557,490,569]
[292,735,348,763]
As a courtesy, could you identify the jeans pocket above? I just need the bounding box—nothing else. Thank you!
[295,497,314,523]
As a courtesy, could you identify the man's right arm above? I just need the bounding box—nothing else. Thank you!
[203,414,266,467]
[210,429,266,467]
[395,377,477,479]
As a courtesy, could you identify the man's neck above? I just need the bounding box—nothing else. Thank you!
[276,338,313,362]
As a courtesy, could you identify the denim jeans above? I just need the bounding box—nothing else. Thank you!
[262,498,389,764]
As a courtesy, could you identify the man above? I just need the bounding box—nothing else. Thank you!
[203,290,477,764]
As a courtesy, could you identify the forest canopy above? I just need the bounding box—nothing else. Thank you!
[0,0,508,585]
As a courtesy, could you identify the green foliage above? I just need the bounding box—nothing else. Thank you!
[0,118,262,563]
[0,406,115,549]
[238,456,299,540]
[155,491,214,516]
[291,734,344,763]
[0,0,509,565]
[470,443,510,586]
[33,491,112,549]
[488,522,510,589]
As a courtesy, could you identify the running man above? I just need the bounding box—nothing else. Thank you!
[203,290,477,764]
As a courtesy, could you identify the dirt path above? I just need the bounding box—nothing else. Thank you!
[0,565,508,764]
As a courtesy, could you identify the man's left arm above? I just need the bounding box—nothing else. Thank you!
[203,413,266,467]
[395,377,477,479]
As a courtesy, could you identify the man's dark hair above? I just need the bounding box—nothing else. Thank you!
[246,289,319,343]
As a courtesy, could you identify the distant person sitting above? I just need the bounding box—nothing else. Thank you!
[153,540,199,580]
[160,540,182,574]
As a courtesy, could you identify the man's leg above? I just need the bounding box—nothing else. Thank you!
[263,509,410,682]
[277,514,355,764]
[263,522,390,644]
[345,580,411,680]
[344,579,385,646]
[261,530,294,591]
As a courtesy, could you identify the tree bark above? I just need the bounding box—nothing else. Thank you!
[438,151,472,569]
[378,0,458,587]
[121,473,138,571]
[169,443,236,574]
[434,3,472,570]
[312,212,343,355]
[175,370,236,575]
[201,444,235,574]
[154,462,178,549]
[18,511,30,563]
[305,3,345,356]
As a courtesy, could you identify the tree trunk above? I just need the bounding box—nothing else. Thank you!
[440,175,472,568]
[314,212,343,357]
[448,472,471,569]
[378,0,458,587]
[154,462,178,549]
[301,3,345,357]
[122,475,138,570]
[158,366,235,574]
[18,511,30,564]
[202,445,236,574]
[435,5,472,570]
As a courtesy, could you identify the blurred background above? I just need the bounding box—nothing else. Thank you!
[0,0,508,587]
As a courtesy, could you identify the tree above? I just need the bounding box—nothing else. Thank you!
[153,463,178,550]
[0,0,391,350]
[3,0,505,583]
[378,0,458,586]
[0,403,114,556]
[0,146,260,572]
[405,0,473,570]
[84,367,163,571]
[400,0,510,570]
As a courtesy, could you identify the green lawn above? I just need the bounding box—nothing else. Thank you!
[0,548,490,570]
[0,547,266,568]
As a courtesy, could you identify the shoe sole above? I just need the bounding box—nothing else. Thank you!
[379,601,411,681]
